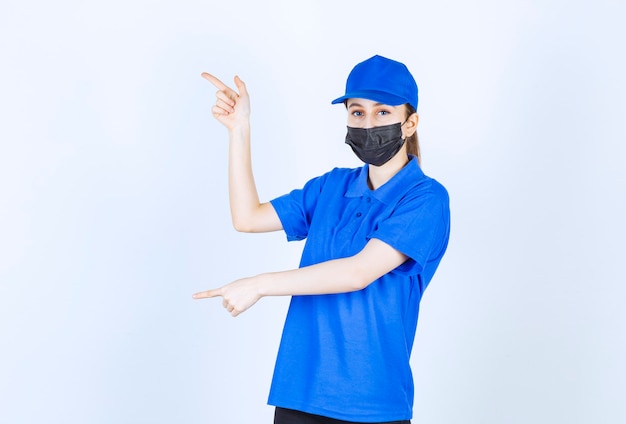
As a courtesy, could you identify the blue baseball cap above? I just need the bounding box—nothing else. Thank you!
[331,55,418,110]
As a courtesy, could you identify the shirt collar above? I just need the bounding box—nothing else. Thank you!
[345,155,425,204]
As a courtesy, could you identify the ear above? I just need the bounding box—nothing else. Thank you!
[402,113,419,138]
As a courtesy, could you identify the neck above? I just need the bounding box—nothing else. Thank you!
[367,153,409,190]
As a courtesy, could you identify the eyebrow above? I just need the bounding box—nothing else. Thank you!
[347,102,385,109]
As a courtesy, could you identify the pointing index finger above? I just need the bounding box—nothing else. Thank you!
[192,287,222,299]
[201,72,229,91]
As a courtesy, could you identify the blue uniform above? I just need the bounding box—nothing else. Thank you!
[267,156,450,422]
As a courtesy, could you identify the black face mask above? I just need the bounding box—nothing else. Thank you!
[345,122,406,166]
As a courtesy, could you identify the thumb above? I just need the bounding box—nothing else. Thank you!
[192,288,222,299]
[234,75,247,95]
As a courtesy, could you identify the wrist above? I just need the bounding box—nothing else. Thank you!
[228,121,250,136]
[255,272,273,297]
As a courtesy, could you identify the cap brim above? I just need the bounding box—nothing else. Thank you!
[331,90,408,107]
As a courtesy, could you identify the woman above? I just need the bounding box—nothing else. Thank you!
[194,55,450,424]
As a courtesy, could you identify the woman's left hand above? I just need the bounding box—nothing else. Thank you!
[193,276,263,317]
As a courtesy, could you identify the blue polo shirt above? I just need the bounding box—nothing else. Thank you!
[267,156,450,422]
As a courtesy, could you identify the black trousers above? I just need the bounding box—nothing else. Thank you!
[274,407,411,424]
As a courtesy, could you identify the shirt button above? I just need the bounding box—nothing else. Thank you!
[366,197,371,203]
[356,212,362,217]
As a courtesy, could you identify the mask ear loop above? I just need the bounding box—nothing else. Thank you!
[400,119,409,140]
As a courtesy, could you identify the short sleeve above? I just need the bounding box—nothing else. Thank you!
[270,174,327,242]
[371,181,450,276]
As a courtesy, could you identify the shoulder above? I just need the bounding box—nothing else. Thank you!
[303,166,362,190]
[415,175,449,201]
[322,166,361,181]
[399,159,449,202]
[397,171,450,218]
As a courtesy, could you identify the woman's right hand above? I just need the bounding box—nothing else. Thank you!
[201,72,250,131]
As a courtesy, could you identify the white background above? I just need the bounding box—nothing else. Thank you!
[1,1,625,423]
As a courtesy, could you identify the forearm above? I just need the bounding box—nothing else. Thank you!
[226,123,282,233]
[256,238,408,297]
[257,256,370,297]
[227,123,260,230]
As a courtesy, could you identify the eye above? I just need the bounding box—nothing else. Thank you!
[351,110,364,117]
[377,109,391,116]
